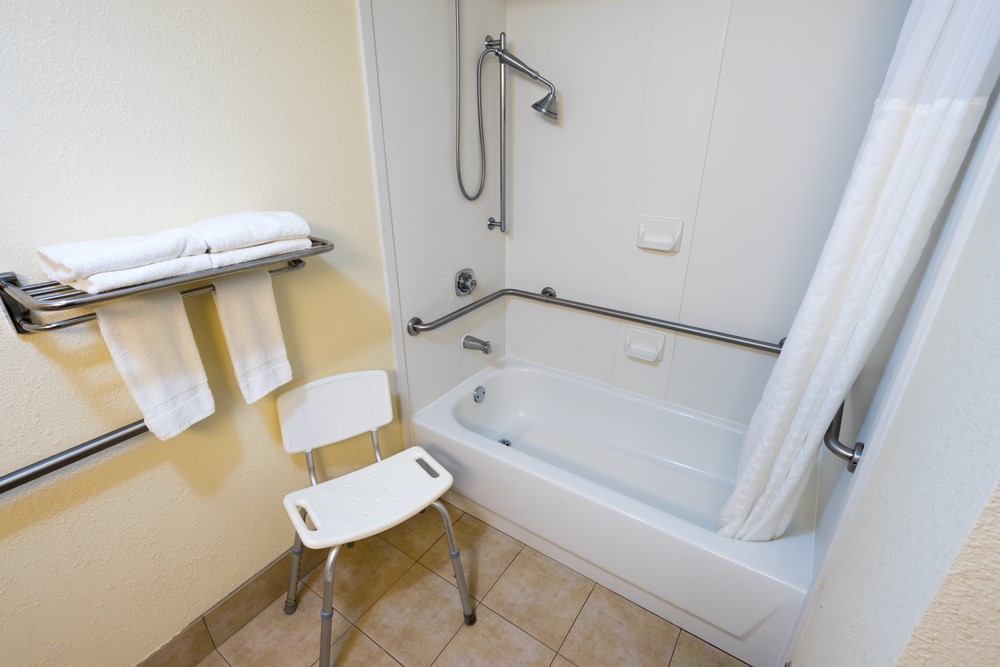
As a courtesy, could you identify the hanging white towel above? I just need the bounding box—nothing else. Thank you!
[189,211,311,253]
[96,291,215,440]
[38,227,207,284]
[212,270,292,404]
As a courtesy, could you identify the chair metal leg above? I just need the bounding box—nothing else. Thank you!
[431,500,476,625]
[284,532,304,614]
[318,545,343,667]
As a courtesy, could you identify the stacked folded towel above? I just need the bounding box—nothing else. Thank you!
[37,211,312,294]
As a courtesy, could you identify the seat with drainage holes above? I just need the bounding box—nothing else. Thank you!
[277,370,475,667]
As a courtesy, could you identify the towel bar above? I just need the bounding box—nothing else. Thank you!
[1,236,333,334]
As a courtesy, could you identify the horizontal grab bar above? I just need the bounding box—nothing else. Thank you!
[407,287,785,355]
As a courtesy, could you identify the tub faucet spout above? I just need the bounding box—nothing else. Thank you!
[462,335,492,355]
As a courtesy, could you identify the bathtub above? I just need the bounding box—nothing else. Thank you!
[412,357,814,667]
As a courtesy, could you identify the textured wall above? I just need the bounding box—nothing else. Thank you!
[899,483,1000,664]
[787,153,1000,666]
[0,1,396,665]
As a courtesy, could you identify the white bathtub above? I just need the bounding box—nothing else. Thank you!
[412,358,814,667]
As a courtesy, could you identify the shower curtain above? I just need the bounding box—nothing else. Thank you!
[718,0,1000,541]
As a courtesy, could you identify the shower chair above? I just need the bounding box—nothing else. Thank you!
[276,370,476,667]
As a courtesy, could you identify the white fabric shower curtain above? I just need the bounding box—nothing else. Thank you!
[718,0,1000,541]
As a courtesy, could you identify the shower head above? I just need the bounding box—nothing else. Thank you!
[491,43,559,120]
[531,91,559,119]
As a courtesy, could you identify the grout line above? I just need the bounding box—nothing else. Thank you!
[553,580,597,657]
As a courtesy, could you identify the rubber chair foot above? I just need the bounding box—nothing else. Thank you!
[284,601,298,615]
[464,611,477,625]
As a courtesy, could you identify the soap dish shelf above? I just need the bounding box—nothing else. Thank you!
[0,236,334,334]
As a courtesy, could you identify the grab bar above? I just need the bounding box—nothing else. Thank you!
[824,403,864,472]
[408,286,864,471]
[407,287,785,354]
[0,421,149,495]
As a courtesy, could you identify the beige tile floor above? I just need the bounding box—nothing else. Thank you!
[200,504,749,667]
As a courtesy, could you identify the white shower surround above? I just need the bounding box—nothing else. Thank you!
[358,1,912,664]
[413,357,813,666]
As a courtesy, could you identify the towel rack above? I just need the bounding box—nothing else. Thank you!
[1,236,333,334]
[409,286,864,471]
[0,237,333,495]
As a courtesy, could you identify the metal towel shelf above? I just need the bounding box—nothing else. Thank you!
[1,236,333,334]
[0,237,334,496]
[408,286,864,471]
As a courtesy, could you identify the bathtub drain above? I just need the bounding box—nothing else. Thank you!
[498,439,511,447]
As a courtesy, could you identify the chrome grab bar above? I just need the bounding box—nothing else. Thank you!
[824,403,864,472]
[408,286,863,472]
[407,287,785,355]
[0,421,149,495]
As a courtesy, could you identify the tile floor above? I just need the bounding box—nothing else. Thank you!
[199,503,749,667]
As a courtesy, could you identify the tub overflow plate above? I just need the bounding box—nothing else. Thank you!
[473,386,486,403]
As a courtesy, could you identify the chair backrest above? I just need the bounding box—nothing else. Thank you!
[276,371,394,454]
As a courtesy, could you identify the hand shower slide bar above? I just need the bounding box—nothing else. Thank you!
[408,287,863,470]
[407,286,785,354]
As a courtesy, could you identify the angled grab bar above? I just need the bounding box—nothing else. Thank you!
[407,287,785,355]
[408,286,863,472]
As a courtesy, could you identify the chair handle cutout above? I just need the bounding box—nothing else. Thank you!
[414,457,440,479]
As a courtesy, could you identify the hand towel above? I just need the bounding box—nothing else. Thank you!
[96,291,214,440]
[38,228,207,284]
[189,211,311,253]
[212,270,292,404]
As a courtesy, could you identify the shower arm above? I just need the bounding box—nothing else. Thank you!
[408,287,864,472]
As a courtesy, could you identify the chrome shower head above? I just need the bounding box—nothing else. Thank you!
[491,41,560,120]
[532,91,559,119]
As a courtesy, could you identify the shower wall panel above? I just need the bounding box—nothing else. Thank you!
[505,0,909,425]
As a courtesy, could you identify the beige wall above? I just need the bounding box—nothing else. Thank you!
[0,1,397,665]
[899,481,1000,664]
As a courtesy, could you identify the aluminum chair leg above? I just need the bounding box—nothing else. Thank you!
[431,501,476,625]
[318,545,343,667]
[284,532,304,614]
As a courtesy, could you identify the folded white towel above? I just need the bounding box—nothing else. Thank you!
[208,237,313,270]
[189,211,311,253]
[38,228,207,283]
[212,270,292,404]
[96,291,215,440]
[37,211,312,286]
[69,254,215,294]
[65,238,312,294]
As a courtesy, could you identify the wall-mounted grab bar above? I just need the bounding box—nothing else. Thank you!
[0,421,149,495]
[408,287,785,354]
[824,403,864,472]
[408,286,864,471]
